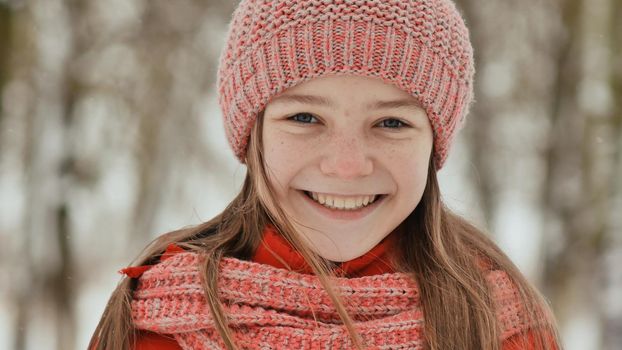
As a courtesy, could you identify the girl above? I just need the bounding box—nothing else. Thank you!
[90,0,561,349]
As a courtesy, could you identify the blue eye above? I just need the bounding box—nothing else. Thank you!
[288,113,318,124]
[378,118,409,129]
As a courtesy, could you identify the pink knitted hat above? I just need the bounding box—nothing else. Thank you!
[217,0,474,170]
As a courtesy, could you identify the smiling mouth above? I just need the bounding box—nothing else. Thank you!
[301,190,386,211]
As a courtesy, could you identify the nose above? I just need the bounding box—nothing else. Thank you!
[319,132,374,179]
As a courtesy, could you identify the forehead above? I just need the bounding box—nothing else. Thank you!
[267,75,422,110]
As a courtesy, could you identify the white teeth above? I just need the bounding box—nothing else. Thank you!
[334,197,345,209]
[344,198,356,209]
[306,191,379,210]
[318,193,326,204]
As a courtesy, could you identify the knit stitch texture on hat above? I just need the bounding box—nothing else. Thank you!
[131,251,543,349]
[217,0,474,169]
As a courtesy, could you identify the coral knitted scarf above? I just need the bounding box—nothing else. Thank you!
[129,226,537,349]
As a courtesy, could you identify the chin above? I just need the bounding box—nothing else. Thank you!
[305,231,380,262]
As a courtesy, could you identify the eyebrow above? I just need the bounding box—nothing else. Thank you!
[269,93,423,110]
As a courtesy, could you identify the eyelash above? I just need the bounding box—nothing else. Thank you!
[287,113,411,129]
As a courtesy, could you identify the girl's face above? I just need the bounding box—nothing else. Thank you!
[262,74,433,262]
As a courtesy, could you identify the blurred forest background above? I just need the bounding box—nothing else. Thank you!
[0,0,620,349]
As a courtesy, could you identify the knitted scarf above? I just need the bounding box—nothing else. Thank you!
[130,242,536,349]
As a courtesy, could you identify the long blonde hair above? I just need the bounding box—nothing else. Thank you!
[90,111,560,350]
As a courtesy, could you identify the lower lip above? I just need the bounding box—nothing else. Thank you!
[299,191,386,221]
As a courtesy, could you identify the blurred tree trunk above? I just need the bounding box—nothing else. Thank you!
[0,4,9,117]
[0,3,12,160]
[540,0,584,312]
[15,0,77,349]
[452,0,563,280]
[452,0,495,224]
[603,0,622,347]
[542,0,620,348]
[0,4,20,349]
[6,5,35,350]
[128,0,238,250]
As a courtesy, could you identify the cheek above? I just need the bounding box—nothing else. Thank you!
[388,146,430,197]
[396,160,428,190]
[263,137,303,193]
